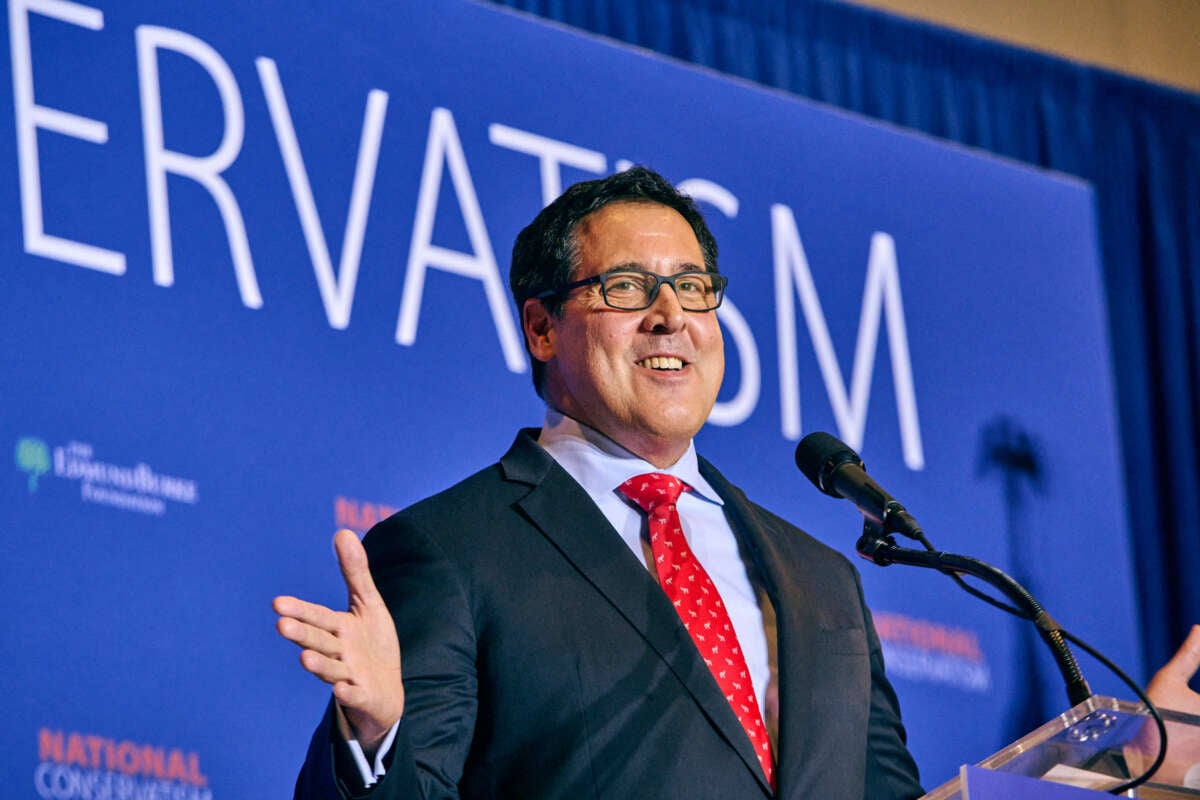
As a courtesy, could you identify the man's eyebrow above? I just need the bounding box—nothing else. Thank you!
[604,261,707,274]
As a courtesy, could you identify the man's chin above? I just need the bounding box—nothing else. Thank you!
[626,413,711,455]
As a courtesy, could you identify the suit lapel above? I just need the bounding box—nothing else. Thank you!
[504,433,686,662]
[700,458,824,798]
[501,432,773,794]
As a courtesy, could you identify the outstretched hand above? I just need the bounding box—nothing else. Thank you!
[274,529,404,752]
[1134,625,1200,788]
[1147,624,1200,716]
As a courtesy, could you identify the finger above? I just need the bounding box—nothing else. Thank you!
[1164,624,1200,680]
[274,595,343,632]
[333,529,384,608]
[276,616,344,656]
[332,681,367,709]
[299,648,353,685]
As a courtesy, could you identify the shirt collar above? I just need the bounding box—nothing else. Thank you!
[537,408,723,506]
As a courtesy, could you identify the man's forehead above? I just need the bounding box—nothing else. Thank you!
[576,199,680,230]
[573,201,701,260]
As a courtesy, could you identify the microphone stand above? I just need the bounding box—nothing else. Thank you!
[856,523,1093,707]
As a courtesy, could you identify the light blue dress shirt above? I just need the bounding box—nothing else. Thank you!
[537,409,773,721]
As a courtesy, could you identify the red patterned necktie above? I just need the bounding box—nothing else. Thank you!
[619,472,775,789]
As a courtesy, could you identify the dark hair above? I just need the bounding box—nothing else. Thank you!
[509,166,719,397]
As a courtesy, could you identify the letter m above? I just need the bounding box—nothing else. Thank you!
[772,204,924,469]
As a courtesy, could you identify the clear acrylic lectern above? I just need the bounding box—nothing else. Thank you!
[921,696,1200,799]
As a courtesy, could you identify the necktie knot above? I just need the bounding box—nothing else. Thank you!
[619,472,687,519]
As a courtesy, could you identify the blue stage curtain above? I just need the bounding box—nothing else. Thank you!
[487,0,1200,678]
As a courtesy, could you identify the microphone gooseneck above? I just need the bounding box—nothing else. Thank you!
[794,431,1090,706]
[792,430,1174,795]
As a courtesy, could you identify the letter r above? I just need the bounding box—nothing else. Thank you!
[136,25,262,308]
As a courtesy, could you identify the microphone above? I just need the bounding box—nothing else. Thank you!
[795,434,1108,746]
[794,432,924,540]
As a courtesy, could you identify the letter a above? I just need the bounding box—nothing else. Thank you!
[396,108,525,372]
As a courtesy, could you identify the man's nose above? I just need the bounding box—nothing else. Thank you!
[642,282,687,331]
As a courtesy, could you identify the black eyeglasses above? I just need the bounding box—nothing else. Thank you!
[536,269,727,312]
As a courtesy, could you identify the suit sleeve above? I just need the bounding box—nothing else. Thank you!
[293,515,479,800]
[857,577,925,800]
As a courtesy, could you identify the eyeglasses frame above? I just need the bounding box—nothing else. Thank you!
[534,268,728,312]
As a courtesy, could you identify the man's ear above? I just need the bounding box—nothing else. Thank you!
[523,298,555,362]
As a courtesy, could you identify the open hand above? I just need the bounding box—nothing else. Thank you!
[274,529,404,751]
[1148,625,1200,716]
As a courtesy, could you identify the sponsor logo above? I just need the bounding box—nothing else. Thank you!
[15,436,51,492]
[34,728,211,800]
[14,436,199,516]
[335,495,397,534]
[875,611,991,692]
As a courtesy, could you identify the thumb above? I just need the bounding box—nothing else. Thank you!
[1164,624,1200,682]
[333,529,382,608]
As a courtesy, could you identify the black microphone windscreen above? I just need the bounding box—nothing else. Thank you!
[794,432,862,498]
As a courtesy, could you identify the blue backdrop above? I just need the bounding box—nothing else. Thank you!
[2,0,1141,794]
[489,0,1200,684]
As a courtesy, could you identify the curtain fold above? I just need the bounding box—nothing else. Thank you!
[488,0,1200,677]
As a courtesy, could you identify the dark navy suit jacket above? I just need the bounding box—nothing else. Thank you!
[295,429,922,799]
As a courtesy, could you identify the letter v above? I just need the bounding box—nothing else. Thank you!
[256,57,388,329]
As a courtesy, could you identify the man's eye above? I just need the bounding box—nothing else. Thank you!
[607,276,643,292]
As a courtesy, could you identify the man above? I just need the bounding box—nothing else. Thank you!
[275,167,924,798]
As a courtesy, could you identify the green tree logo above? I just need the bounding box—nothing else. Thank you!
[15,437,51,493]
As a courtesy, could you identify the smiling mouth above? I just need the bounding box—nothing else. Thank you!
[637,356,685,371]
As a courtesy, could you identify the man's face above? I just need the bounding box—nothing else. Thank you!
[524,201,725,466]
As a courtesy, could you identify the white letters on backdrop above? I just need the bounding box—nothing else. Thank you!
[10,0,125,275]
[772,205,924,466]
[136,24,262,308]
[7,6,923,460]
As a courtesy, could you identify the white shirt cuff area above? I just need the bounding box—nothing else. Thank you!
[337,704,401,788]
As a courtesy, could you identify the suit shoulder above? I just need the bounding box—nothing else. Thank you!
[700,455,852,569]
[739,493,853,566]
[364,460,518,543]
[704,468,864,596]
[364,429,560,564]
